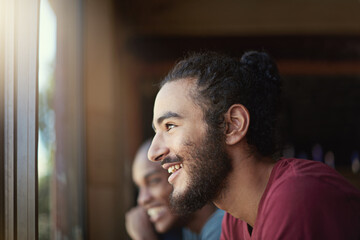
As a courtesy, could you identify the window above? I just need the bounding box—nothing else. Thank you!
[0,0,39,239]
[38,0,57,238]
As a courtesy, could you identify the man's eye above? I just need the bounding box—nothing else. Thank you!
[165,123,176,131]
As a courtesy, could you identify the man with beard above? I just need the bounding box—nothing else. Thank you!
[148,51,360,239]
[126,139,224,240]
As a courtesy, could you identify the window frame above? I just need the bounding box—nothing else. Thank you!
[0,0,40,239]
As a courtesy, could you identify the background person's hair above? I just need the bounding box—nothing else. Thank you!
[160,51,282,158]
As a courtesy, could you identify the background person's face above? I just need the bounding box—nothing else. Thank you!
[132,151,180,233]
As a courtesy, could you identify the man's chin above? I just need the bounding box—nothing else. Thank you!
[169,189,208,215]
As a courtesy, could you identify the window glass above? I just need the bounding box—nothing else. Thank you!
[38,0,57,239]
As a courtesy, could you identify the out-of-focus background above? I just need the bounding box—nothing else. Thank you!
[1,0,360,239]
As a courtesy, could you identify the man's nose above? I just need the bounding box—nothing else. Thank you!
[137,187,152,206]
[148,134,169,162]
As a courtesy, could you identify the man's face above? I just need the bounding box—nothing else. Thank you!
[148,79,232,214]
[132,150,181,233]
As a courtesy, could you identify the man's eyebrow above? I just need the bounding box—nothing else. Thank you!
[153,111,183,129]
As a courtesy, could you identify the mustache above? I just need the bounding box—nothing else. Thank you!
[161,155,182,166]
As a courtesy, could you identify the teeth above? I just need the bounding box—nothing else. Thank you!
[167,164,182,174]
[147,207,163,218]
[147,208,156,216]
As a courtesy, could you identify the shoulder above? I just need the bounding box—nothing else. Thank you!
[266,158,360,214]
[162,228,183,240]
[220,212,247,240]
[255,158,360,239]
[206,208,225,226]
[269,158,360,204]
[200,209,225,240]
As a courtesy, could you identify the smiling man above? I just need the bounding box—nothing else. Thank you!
[148,51,360,239]
[126,139,224,240]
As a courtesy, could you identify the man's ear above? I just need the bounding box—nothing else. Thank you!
[224,104,250,145]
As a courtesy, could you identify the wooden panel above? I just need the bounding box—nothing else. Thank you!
[278,60,360,75]
[52,0,86,239]
[0,0,39,239]
[87,187,117,239]
[84,0,138,239]
[15,0,39,239]
[126,35,360,62]
[0,0,6,238]
[116,0,360,36]
[0,1,16,239]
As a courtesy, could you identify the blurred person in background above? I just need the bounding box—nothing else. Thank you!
[126,139,224,240]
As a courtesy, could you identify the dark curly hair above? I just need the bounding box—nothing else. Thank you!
[160,51,282,158]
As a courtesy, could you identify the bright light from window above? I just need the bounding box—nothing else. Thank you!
[38,0,57,239]
[38,0,57,178]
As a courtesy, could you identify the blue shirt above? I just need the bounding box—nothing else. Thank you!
[182,209,225,240]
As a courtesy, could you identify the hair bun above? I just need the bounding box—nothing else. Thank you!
[240,51,280,83]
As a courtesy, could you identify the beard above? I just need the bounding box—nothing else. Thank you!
[169,127,232,215]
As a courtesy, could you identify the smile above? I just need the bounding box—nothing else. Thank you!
[147,206,167,223]
[168,163,183,174]
[167,163,183,184]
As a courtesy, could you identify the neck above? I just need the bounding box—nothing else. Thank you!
[214,148,276,227]
[185,204,216,234]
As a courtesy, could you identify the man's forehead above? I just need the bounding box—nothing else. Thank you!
[158,78,197,98]
[153,80,197,119]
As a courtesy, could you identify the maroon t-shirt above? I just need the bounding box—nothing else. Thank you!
[221,158,360,240]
